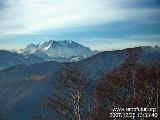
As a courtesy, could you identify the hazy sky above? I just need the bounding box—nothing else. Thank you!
[0,0,160,51]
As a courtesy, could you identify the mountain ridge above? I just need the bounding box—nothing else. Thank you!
[0,40,99,71]
[21,40,96,61]
[0,50,45,71]
[0,46,159,120]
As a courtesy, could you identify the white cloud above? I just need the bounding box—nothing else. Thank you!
[84,38,159,51]
[128,35,160,40]
[0,0,159,34]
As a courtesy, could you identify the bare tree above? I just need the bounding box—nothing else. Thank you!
[135,61,160,109]
[91,48,160,119]
[121,47,142,101]
[37,66,93,120]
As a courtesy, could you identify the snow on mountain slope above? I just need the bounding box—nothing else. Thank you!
[21,40,96,61]
[0,40,99,70]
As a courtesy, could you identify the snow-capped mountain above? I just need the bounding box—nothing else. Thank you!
[0,40,99,71]
[21,40,97,62]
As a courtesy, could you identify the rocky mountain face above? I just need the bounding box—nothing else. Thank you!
[20,40,97,61]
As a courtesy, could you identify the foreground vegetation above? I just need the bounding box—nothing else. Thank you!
[36,48,159,120]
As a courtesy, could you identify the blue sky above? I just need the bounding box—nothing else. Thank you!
[0,0,160,51]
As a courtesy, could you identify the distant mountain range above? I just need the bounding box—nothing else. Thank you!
[0,46,159,120]
[19,40,98,61]
[0,50,45,71]
[0,40,99,71]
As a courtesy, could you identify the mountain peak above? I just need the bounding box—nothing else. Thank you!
[27,43,36,47]
[63,40,73,43]
[21,40,95,62]
[25,43,37,51]
[48,40,56,44]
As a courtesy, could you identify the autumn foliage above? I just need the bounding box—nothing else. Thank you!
[36,48,159,120]
[92,48,160,120]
